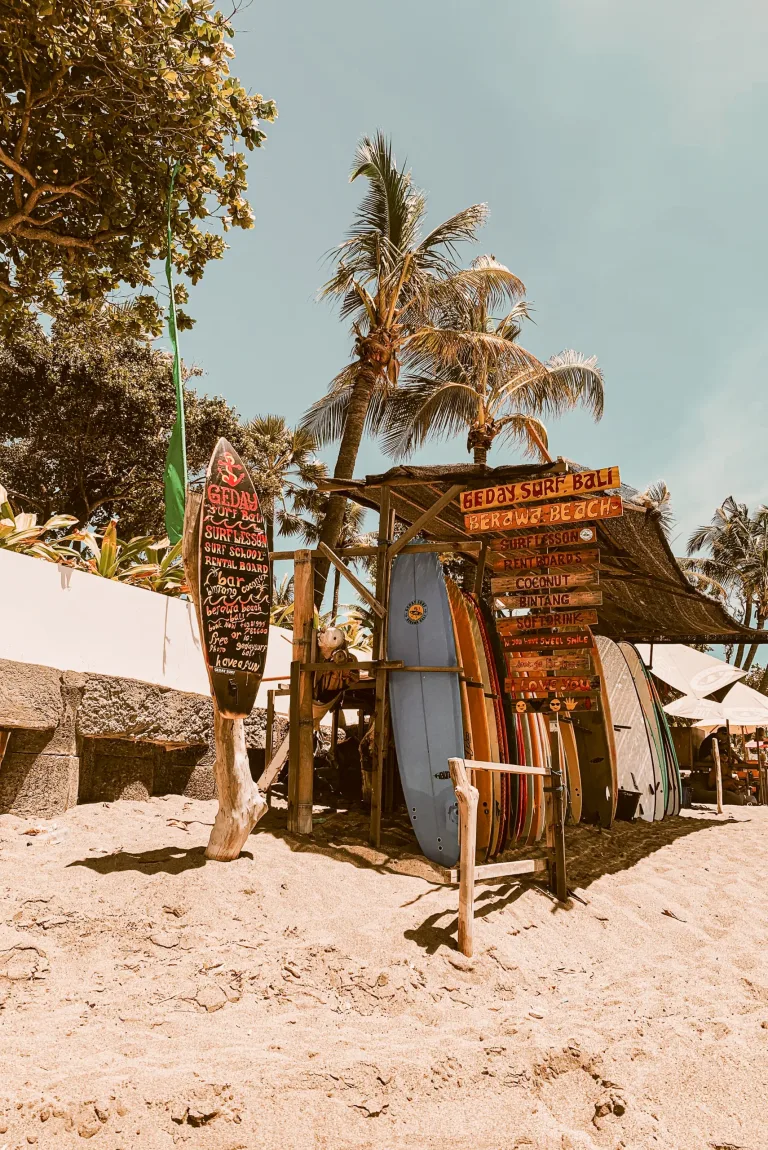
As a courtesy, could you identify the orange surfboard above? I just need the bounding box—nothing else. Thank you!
[446,581,492,852]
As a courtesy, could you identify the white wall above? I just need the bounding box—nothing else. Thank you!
[0,550,295,712]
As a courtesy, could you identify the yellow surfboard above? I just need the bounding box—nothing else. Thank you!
[560,718,583,824]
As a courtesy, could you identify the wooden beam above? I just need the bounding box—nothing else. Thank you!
[370,488,392,848]
[387,485,466,561]
[287,550,315,834]
[448,757,479,957]
[548,717,568,900]
[449,857,548,883]
[256,731,290,792]
[457,757,547,776]
[316,541,385,618]
[269,541,483,561]
[473,540,488,595]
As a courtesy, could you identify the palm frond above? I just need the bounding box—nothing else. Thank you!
[494,413,551,460]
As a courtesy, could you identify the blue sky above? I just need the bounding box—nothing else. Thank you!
[176,0,768,555]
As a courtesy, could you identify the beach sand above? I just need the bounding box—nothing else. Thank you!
[1,796,766,1149]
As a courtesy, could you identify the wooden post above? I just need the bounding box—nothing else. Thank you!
[712,737,724,815]
[288,549,315,834]
[758,739,767,806]
[370,489,391,847]
[548,717,568,901]
[266,690,275,765]
[448,758,479,958]
[473,540,488,596]
[182,491,267,861]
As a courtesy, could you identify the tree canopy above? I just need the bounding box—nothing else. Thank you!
[0,315,244,535]
[0,0,276,332]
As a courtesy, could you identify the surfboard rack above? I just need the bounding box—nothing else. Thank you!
[447,753,568,957]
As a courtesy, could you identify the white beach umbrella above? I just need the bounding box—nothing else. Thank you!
[636,643,746,700]
[664,681,768,730]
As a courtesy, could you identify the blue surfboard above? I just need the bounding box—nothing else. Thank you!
[387,553,464,866]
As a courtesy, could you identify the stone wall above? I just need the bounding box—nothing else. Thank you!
[0,658,286,818]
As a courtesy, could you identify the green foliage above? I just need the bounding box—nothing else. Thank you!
[0,0,276,331]
[0,480,78,560]
[74,519,187,594]
[0,315,244,535]
[239,414,326,548]
[381,256,604,465]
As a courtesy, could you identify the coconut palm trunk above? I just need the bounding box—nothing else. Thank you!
[304,134,490,608]
[314,361,382,606]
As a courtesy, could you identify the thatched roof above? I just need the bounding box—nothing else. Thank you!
[319,460,764,645]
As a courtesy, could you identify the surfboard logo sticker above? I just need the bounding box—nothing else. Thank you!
[405,599,428,625]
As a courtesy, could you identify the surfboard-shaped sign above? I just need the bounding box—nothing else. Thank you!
[198,438,271,718]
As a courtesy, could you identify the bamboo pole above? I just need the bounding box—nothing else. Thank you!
[712,738,724,815]
[181,492,267,861]
[287,549,315,834]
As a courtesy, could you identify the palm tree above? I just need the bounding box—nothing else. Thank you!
[687,498,768,671]
[302,133,502,604]
[381,255,604,465]
[241,415,326,551]
[281,490,375,620]
[270,573,294,627]
[637,480,675,539]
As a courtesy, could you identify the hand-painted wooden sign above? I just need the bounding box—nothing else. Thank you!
[508,695,600,715]
[465,496,623,535]
[501,632,593,651]
[489,548,600,573]
[494,526,598,552]
[505,653,592,672]
[506,675,601,695]
[497,610,598,634]
[460,466,620,512]
[199,438,271,718]
[496,589,603,611]
[491,569,598,594]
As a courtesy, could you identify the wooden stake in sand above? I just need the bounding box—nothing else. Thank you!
[711,737,724,815]
[182,492,267,861]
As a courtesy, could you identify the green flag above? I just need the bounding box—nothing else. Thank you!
[163,161,187,543]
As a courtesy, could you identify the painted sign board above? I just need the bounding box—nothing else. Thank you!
[506,675,601,694]
[465,496,623,535]
[501,632,593,651]
[460,466,620,512]
[497,610,598,634]
[198,438,271,718]
[491,569,598,594]
[489,548,600,573]
[494,526,597,552]
[496,589,603,611]
[507,695,601,715]
[506,653,593,672]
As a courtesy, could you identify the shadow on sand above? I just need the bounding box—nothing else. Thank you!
[69,844,253,875]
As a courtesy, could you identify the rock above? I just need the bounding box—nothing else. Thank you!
[196,984,228,1012]
[0,1119,8,1134]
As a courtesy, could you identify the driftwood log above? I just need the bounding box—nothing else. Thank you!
[182,492,267,861]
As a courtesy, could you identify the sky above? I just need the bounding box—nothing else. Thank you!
[175,0,768,556]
